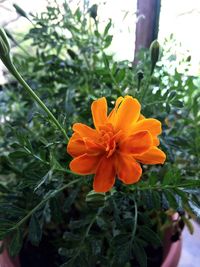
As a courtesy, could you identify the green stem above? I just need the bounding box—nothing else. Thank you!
[131,182,200,192]
[7,56,69,141]
[11,178,82,230]
[23,146,77,175]
[130,196,138,244]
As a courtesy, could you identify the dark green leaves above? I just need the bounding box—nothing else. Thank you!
[8,228,23,257]
[139,226,161,247]
[133,241,147,267]
[28,214,42,246]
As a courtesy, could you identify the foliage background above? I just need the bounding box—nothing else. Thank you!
[0,2,200,267]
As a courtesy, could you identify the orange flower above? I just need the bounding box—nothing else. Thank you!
[67,96,166,192]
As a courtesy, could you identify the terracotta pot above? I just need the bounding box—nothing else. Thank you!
[0,242,20,267]
[0,237,182,267]
[0,225,182,267]
[161,228,182,267]
[161,213,182,267]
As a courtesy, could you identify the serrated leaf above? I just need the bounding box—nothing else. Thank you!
[28,214,42,246]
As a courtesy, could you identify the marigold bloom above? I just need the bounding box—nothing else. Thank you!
[67,96,166,192]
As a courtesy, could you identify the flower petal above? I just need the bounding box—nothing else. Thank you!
[153,137,160,146]
[108,96,124,124]
[84,138,105,154]
[91,97,108,129]
[120,131,152,155]
[134,146,166,164]
[138,114,145,121]
[73,123,98,139]
[93,156,116,192]
[67,136,86,157]
[115,96,141,131]
[70,154,102,174]
[116,153,142,184]
[131,118,162,137]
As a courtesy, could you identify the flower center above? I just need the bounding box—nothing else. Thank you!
[98,123,118,158]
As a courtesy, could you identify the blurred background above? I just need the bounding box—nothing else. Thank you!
[1,0,200,83]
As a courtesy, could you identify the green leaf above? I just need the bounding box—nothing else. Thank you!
[174,188,187,202]
[182,217,194,234]
[149,172,158,186]
[104,35,113,48]
[104,19,112,36]
[151,191,161,209]
[139,226,161,247]
[162,169,173,185]
[173,100,183,108]
[111,241,130,267]
[28,214,42,246]
[166,103,171,113]
[34,170,53,191]
[0,183,10,193]
[111,234,130,247]
[8,228,23,257]
[116,69,126,83]
[9,150,29,158]
[162,167,181,186]
[63,188,79,212]
[165,190,178,209]
[167,90,176,101]
[133,241,147,267]
[102,53,109,68]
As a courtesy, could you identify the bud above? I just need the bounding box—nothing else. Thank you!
[0,28,12,71]
[88,4,98,20]
[137,70,144,91]
[67,49,77,60]
[150,40,160,75]
[0,28,16,75]
[86,190,105,208]
[0,28,10,56]
[186,55,191,62]
[13,3,28,19]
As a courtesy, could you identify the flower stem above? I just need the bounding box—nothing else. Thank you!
[4,55,69,141]
[130,196,138,244]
